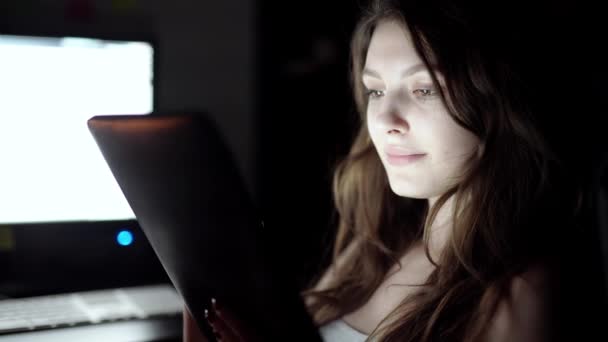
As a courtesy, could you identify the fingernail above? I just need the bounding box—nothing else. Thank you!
[211,297,221,313]
[204,308,215,323]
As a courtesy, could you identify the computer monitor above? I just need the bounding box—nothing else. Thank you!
[0,31,167,297]
[0,33,153,224]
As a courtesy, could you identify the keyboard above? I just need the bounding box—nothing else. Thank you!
[0,284,183,334]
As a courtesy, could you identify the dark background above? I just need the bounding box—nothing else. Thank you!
[258,1,360,288]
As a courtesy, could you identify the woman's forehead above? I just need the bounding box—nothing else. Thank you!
[364,21,425,77]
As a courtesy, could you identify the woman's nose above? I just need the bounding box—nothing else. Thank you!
[374,94,411,135]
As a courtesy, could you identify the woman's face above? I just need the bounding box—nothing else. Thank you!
[364,20,479,200]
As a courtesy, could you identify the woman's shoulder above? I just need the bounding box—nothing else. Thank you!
[483,264,551,342]
[515,263,549,290]
[311,238,362,292]
[506,263,549,305]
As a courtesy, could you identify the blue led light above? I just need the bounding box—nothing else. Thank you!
[117,230,134,246]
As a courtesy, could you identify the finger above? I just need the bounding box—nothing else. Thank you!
[183,307,210,342]
[211,298,255,340]
[205,308,241,342]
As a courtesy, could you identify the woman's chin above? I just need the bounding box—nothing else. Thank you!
[387,179,435,199]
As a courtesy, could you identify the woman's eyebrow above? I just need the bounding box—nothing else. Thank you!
[363,63,428,79]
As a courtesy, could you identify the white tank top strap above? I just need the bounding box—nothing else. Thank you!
[319,319,369,342]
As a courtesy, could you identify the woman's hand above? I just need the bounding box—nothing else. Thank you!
[183,306,209,342]
[183,298,258,342]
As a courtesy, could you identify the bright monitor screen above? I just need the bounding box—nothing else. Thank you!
[0,34,154,223]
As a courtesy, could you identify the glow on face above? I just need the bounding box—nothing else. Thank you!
[363,20,479,199]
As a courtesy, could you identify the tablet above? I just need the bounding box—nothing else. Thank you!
[87,113,322,341]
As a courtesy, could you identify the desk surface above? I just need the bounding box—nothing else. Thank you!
[0,317,182,342]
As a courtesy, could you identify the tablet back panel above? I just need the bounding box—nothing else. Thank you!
[88,113,321,341]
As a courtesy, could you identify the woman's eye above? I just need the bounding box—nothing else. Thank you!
[412,88,438,100]
[365,89,385,99]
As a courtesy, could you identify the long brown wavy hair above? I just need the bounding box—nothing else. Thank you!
[302,0,582,341]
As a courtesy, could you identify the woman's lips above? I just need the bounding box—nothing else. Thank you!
[384,147,426,166]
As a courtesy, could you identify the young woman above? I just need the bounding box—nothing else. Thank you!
[187,0,586,341]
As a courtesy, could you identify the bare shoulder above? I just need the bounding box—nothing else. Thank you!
[311,238,361,292]
[304,239,360,309]
[515,264,549,292]
[483,265,551,342]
